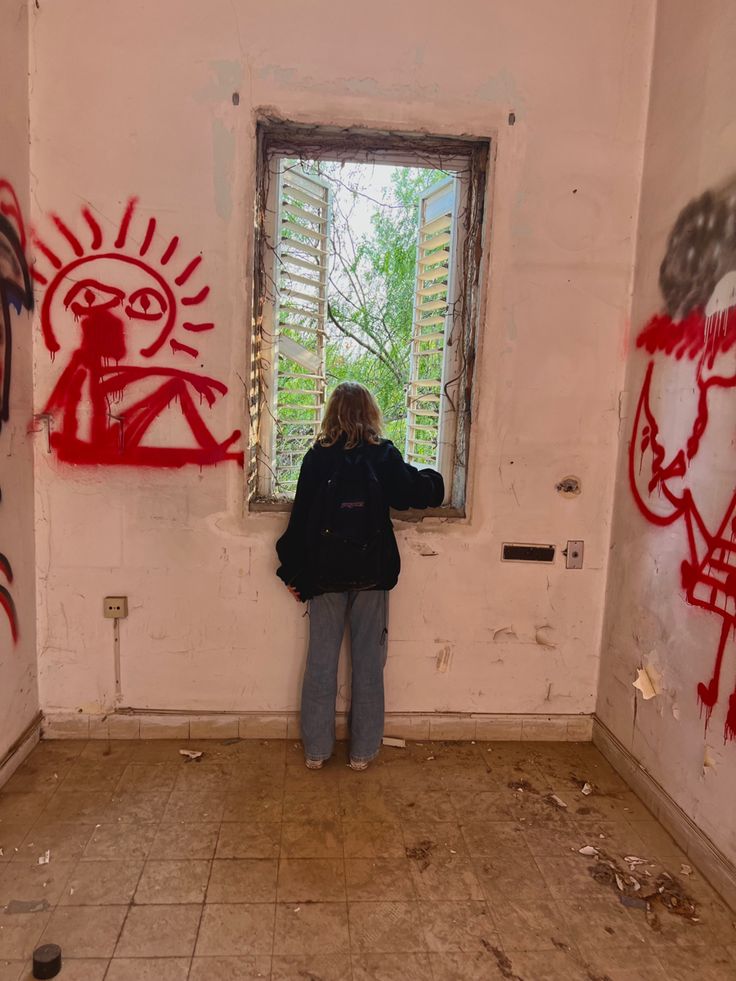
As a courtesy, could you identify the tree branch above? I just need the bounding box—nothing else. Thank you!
[327,304,403,385]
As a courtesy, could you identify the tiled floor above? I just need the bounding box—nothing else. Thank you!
[0,739,734,980]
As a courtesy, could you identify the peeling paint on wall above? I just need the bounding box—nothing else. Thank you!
[436,645,453,673]
[535,625,556,648]
[633,666,660,700]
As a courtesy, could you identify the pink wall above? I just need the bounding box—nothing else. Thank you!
[599,0,736,865]
[0,0,39,763]
[28,1,653,722]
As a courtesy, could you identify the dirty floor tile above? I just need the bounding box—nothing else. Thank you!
[195,903,276,956]
[426,951,512,980]
[280,820,343,858]
[26,959,109,981]
[82,822,158,861]
[491,898,573,951]
[272,953,351,979]
[348,901,426,953]
[277,857,346,902]
[39,905,127,958]
[420,900,498,953]
[60,859,143,905]
[133,859,210,904]
[206,858,278,903]
[189,955,272,980]
[352,951,433,981]
[12,822,95,863]
[345,858,415,901]
[104,959,191,981]
[0,859,75,908]
[114,903,201,957]
[273,902,350,956]
[149,822,220,860]
[343,820,407,858]
[0,912,50,959]
[215,822,281,859]
[583,947,670,981]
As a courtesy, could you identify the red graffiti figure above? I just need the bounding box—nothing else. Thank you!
[34,198,243,467]
[630,184,736,741]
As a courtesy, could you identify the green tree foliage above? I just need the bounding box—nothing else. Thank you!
[319,163,448,448]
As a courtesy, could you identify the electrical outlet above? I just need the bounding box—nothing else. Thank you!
[103,596,128,619]
[565,541,584,569]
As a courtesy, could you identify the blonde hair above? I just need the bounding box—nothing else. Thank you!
[317,381,383,449]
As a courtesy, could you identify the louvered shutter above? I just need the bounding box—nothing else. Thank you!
[406,177,458,470]
[273,166,331,493]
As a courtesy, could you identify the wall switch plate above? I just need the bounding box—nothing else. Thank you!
[565,541,584,569]
[103,596,128,619]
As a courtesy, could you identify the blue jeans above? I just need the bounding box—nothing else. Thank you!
[301,590,388,763]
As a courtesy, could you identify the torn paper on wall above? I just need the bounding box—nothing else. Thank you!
[633,666,661,699]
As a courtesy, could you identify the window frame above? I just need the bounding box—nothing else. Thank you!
[250,118,491,518]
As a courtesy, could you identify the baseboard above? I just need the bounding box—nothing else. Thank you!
[0,711,42,789]
[41,709,593,743]
[592,717,736,912]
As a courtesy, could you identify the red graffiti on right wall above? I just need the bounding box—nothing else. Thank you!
[630,183,736,741]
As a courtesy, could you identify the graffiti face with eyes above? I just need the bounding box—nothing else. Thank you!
[43,254,177,362]
[34,197,242,468]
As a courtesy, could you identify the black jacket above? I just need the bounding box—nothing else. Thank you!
[276,438,444,600]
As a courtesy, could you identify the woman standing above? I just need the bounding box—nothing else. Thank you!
[276,381,444,770]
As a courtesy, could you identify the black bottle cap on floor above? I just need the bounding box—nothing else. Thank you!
[33,943,62,979]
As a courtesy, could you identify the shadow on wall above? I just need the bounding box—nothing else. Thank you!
[33,197,243,468]
[0,179,33,645]
[630,179,736,741]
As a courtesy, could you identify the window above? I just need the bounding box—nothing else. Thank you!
[250,121,490,513]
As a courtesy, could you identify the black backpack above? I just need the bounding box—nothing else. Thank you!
[315,451,385,593]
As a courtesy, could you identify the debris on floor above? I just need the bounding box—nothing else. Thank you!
[508,779,538,794]
[586,850,698,923]
[578,845,600,857]
[581,781,594,795]
[544,793,568,809]
[405,838,434,872]
[483,940,524,981]
[680,863,693,876]
[5,899,50,914]
[623,855,648,871]
[37,850,50,865]
[382,736,406,748]
[178,749,203,761]
[620,893,649,910]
